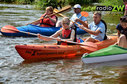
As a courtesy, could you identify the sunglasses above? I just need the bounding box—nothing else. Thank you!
[62,23,70,25]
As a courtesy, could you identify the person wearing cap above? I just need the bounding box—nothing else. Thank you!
[76,12,107,42]
[70,4,88,27]
[56,4,88,27]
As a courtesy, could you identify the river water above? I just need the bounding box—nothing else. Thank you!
[0,3,127,84]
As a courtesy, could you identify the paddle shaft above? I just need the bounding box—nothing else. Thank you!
[29,12,60,24]
[18,30,93,47]
[3,27,96,48]
[51,8,87,27]
[53,8,67,17]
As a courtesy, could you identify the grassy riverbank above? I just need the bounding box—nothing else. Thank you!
[0,0,33,4]
[0,0,124,10]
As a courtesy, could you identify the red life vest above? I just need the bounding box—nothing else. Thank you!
[40,13,57,27]
[58,28,76,45]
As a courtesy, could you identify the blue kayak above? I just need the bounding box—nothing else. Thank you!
[0,24,87,37]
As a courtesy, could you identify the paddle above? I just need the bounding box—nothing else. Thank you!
[47,9,97,51]
[28,5,71,25]
[53,8,67,17]
[54,8,89,18]
[51,9,97,51]
[3,26,97,51]
[53,8,88,28]
[80,11,89,17]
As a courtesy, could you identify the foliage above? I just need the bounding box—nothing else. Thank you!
[99,0,123,6]
[0,0,15,3]
[66,0,95,5]
[0,0,124,10]
[82,6,96,11]
[34,0,66,9]
[15,0,34,4]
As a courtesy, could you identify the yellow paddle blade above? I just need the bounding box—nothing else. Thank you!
[56,5,71,13]
[53,8,66,17]
[60,5,71,12]
[80,42,98,52]
[81,11,89,17]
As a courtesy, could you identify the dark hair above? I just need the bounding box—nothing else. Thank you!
[123,0,127,2]
[120,15,127,22]
[101,19,107,40]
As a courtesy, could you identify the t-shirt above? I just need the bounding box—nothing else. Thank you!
[70,13,87,27]
[88,21,105,41]
[116,24,125,34]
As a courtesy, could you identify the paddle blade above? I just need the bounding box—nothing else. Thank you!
[81,42,98,52]
[81,46,97,52]
[1,25,19,33]
[81,11,89,17]
[82,42,98,48]
[53,8,66,17]
[80,42,98,52]
[59,5,71,13]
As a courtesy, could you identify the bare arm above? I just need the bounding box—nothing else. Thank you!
[79,25,101,36]
[50,30,61,38]
[38,30,61,41]
[48,16,57,23]
[124,10,127,16]
[75,19,88,28]
[31,20,40,25]
[117,30,121,38]
[124,4,127,16]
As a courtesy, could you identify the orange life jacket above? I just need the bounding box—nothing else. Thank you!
[40,13,57,27]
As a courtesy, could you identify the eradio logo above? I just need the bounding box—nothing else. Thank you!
[96,5,125,11]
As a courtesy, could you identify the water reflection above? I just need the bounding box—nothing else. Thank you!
[117,66,127,83]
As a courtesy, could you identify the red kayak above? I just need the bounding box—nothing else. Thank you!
[15,36,117,60]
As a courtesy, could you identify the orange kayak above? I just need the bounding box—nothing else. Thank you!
[15,36,117,60]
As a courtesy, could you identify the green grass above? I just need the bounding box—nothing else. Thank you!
[0,0,124,10]
[99,0,123,6]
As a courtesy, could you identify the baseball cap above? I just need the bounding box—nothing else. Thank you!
[73,4,81,9]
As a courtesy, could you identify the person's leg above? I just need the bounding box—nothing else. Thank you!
[118,35,127,48]
[85,37,99,43]
[56,21,62,27]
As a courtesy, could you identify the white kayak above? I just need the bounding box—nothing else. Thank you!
[82,45,127,64]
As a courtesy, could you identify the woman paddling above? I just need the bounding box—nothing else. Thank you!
[30,6,57,27]
[117,16,127,48]
[38,17,76,45]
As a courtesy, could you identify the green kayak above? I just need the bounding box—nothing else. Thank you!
[82,45,127,63]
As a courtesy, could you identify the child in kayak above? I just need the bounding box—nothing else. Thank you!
[38,17,76,45]
[30,6,57,27]
[117,16,127,48]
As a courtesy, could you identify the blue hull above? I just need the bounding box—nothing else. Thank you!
[1,24,87,37]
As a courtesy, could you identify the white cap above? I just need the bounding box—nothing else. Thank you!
[73,4,81,9]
